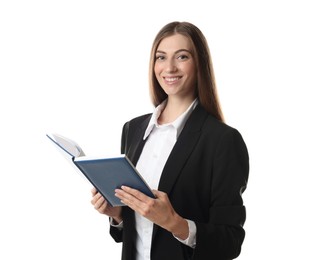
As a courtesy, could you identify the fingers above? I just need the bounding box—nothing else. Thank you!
[151,190,168,201]
[152,189,162,198]
[91,189,104,206]
[120,186,151,200]
[90,187,123,218]
[91,187,97,195]
[115,186,143,202]
[115,186,155,212]
[91,192,109,214]
[95,198,108,213]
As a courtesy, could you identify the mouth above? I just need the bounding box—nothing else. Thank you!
[164,76,181,84]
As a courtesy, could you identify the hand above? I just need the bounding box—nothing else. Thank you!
[115,186,189,239]
[91,187,122,223]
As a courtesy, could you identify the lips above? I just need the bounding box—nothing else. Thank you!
[164,76,181,84]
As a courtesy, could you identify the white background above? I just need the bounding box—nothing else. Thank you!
[1,0,309,259]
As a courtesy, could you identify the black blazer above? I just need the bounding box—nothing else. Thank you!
[110,104,249,260]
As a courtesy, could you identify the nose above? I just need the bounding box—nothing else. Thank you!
[165,58,177,73]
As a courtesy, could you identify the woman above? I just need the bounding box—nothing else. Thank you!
[91,21,249,260]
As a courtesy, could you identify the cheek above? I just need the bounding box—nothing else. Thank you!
[181,62,195,74]
[154,64,162,79]
[154,63,160,74]
[184,65,197,82]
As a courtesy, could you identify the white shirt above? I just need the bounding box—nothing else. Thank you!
[134,98,198,260]
[110,99,198,259]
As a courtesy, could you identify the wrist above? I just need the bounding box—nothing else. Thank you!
[169,215,189,240]
[112,216,123,224]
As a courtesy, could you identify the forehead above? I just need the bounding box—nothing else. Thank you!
[157,33,192,52]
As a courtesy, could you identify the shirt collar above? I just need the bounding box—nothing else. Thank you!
[143,98,198,140]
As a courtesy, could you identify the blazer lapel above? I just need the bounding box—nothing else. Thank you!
[157,105,208,195]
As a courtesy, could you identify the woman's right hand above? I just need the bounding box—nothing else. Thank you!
[91,187,123,224]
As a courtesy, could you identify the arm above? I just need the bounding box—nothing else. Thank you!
[194,128,249,259]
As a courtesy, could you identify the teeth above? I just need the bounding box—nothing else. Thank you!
[165,77,179,82]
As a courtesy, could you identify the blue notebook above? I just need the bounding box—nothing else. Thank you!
[47,133,155,207]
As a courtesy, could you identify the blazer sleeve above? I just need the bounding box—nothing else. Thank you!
[193,128,249,259]
[109,122,129,243]
[109,115,150,244]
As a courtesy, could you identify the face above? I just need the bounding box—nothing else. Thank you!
[154,33,197,101]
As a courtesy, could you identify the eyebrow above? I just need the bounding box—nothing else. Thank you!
[156,49,192,55]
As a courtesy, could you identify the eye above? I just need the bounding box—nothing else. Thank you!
[155,55,165,61]
[177,54,189,60]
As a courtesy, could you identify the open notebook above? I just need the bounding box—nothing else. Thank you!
[46,133,155,207]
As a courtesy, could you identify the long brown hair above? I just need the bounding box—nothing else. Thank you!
[149,21,224,122]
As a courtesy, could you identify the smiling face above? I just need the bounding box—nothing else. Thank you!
[154,34,197,102]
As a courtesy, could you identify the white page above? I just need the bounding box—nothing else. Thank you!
[46,133,88,182]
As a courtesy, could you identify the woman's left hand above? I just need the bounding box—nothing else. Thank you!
[115,186,189,239]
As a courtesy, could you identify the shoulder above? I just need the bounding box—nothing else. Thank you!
[121,113,152,136]
[128,113,152,125]
[205,114,238,135]
[204,114,249,160]
[193,106,247,147]
[123,113,152,129]
[192,105,241,136]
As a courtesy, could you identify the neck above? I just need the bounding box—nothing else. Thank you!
[158,96,196,125]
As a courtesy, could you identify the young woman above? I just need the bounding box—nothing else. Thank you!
[91,21,249,260]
